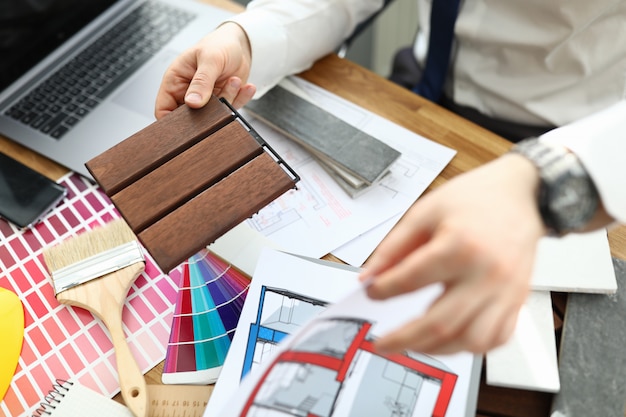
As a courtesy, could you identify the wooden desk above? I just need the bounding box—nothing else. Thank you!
[2,12,625,416]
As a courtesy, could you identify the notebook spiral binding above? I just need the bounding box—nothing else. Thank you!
[31,379,74,417]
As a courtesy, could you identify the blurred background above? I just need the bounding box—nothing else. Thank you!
[232,0,418,78]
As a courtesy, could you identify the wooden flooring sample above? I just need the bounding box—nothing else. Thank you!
[111,121,263,232]
[138,152,296,272]
[86,98,235,195]
[86,98,298,272]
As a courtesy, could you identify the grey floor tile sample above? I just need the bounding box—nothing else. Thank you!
[245,85,401,186]
[551,257,626,417]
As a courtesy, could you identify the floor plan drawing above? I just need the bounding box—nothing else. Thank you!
[239,286,458,417]
[241,286,328,378]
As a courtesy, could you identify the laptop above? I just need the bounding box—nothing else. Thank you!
[0,0,233,179]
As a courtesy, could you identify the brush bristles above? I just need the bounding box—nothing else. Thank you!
[44,219,137,273]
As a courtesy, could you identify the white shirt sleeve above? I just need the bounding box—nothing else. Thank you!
[228,0,383,96]
[540,101,626,224]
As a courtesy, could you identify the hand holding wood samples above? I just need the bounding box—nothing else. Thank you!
[86,97,299,272]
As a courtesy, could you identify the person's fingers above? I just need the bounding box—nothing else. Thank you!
[429,301,520,355]
[374,271,527,354]
[364,226,467,300]
[481,304,520,351]
[433,296,518,354]
[184,65,217,109]
[229,83,256,109]
[373,279,492,353]
[154,69,187,119]
[216,77,242,105]
[154,53,200,119]
[154,91,180,120]
[360,203,436,282]
[215,78,256,108]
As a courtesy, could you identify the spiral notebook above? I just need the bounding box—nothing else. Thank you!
[31,379,132,417]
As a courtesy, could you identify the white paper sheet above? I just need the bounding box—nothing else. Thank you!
[332,214,401,266]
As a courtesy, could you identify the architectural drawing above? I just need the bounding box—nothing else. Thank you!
[239,287,458,417]
[241,287,328,378]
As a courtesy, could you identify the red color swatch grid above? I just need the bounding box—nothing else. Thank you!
[0,173,180,417]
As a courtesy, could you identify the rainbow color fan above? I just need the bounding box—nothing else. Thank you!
[162,248,251,384]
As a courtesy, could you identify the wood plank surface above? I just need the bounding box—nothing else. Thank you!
[137,152,296,272]
[111,120,262,232]
[86,98,234,195]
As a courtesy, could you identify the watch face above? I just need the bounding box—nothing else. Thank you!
[513,138,600,235]
[549,175,598,231]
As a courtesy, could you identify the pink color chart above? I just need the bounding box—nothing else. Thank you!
[0,173,180,417]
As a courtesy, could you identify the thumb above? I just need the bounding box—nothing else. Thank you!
[184,72,214,108]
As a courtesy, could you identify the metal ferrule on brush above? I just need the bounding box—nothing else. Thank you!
[51,241,144,293]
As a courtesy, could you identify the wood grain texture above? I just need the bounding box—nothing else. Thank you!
[0,136,68,180]
[138,152,296,272]
[111,121,262,232]
[86,98,234,195]
[87,97,296,272]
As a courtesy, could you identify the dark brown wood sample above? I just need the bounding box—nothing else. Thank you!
[86,98,235,195]
[138,152,296,272]
[86,97,299,272]
[110,121,263,232]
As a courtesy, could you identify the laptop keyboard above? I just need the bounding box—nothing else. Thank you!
[4,1,195,139]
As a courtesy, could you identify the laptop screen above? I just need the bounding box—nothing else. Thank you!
[0,0,117,91]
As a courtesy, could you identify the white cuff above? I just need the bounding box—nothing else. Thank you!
[541,101,626,224]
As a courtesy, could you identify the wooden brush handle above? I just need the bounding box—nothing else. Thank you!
[98,264,148,417]
[58,262,148,417]
[102,308,148,415]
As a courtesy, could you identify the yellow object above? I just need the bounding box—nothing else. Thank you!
[0,287,24,400]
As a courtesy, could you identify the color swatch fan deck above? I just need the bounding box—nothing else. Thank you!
[162,249,251,384]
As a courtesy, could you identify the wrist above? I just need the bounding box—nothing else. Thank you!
[497,152,546,230]
[219,22,252,63]
[509,138,600,236]
[497,152,542,198]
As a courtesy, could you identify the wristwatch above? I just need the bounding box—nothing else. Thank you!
[510,137,600,236]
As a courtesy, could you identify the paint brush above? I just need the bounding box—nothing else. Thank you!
[43,219,148,417]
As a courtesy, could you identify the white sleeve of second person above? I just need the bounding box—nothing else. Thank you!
[540,100,626,224]
[228,0,383,96]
